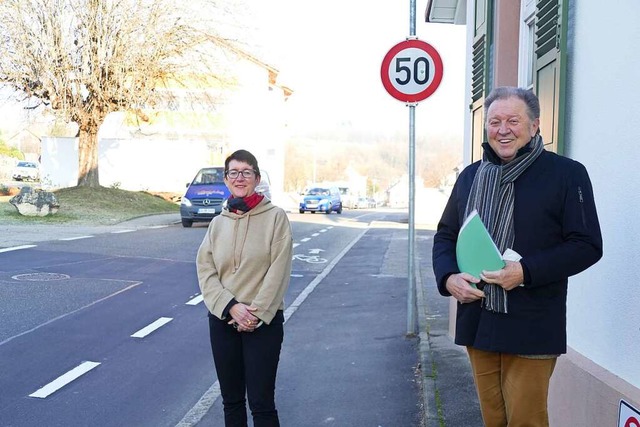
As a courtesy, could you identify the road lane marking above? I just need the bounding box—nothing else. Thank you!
[111,229,135,234]
[147,225,168,229]
[186,295,204,306]
[312,233,320,237]
[131,317,173,338]
[178,228,368,427]
[292,243,300,248]
[300,238,311,242]
[292,254,327,264]
[59,236,93,241]
[285,228,367,322]
[320,229,327,233]
[0,245,37,253]
[29,361,101,399]
[291,274,304,278]
[175,381,221,427]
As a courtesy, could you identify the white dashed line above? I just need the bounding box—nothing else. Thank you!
[147,225,169,229]
[0,245,37,253]
[111,229,135,234]
[59,236,93,241]
[131,317,173,338]
[175,381,221,427]
[29,361,101,399]
[292,243,300,248]
[186,295,204,306]
[311,233,320,237]
[300,238,311,242]
[319,229,327,233]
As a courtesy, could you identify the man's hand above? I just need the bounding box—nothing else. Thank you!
[445,273,485,303]
[480,260,524,291]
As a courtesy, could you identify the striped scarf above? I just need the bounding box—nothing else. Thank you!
[464,134,544,313]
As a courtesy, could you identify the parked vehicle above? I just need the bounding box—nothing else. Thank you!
[299,186,342,214]
[12,161,40,181]
[353,197,369,209]
[180,167,230,228]
[338,186,355,209]
[255,170,272,199]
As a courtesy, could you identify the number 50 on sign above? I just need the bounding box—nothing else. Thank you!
[381,39,444,103]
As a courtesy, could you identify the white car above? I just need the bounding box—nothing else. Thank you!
[12,161,40,181]
[353,197,369,209]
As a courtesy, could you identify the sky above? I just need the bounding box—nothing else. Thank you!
[247,0,468,139]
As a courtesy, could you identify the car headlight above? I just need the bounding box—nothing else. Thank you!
[181,197,192,207]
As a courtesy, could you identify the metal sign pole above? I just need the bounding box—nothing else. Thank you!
[407,0,417,336]
[381,0,443,336]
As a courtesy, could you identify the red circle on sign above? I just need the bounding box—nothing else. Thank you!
[380,39,444,103]
[626,416,640,427]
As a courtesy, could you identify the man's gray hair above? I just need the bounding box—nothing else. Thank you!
[484,86,540,121]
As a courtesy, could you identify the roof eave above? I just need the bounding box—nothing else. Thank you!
[425,0,467,25]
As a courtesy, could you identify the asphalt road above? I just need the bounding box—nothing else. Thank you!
[0,209,422,427]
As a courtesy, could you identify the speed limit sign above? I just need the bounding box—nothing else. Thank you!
[620,400,640,427]
[381,39,444,103]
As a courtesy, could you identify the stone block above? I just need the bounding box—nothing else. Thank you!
[9,186,60,217]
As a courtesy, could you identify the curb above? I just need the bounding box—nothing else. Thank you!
[416,262,441,427]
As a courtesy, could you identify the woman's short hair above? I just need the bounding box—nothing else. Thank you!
[224,149,261,177]
[484,86,541,121]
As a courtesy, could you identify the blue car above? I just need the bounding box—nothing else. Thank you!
[180,167,230,227]
[299,186,342,214]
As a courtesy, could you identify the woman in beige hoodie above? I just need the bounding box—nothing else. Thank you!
[197,149,292,427]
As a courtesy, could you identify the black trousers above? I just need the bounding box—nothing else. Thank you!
[208,310,284,427]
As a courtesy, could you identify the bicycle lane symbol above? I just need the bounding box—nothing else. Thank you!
[292,248,327,264]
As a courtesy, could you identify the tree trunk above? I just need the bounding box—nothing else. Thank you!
[77,124,101,187]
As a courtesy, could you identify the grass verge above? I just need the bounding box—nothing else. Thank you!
[0,186,179,226]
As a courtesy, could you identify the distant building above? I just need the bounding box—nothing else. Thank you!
[386,174,424,208]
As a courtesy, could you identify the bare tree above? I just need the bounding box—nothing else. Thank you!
[0,0,235,187]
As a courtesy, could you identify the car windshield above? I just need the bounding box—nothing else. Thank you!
[193,168,224,185]
[306,188,329,196]
[17,162,36,168]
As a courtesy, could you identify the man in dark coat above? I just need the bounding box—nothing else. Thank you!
[432,86,602,427]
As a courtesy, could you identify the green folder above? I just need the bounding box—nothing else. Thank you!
[456,210,505,281]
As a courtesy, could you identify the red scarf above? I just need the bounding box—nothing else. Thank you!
[227,193,264,213]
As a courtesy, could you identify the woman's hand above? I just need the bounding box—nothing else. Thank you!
[480,260,524,291]
[445,273,485,303]
[228,303,260,332]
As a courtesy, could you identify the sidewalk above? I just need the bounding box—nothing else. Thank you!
[0,213,181,249]
[416,228,483,427]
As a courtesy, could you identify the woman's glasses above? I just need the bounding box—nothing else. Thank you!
[226,169,256,179]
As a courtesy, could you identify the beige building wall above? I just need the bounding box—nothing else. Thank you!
[550,348,640,426]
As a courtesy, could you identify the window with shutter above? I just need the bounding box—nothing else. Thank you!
[518,0,536,89]
[534,0,567,154]
[470,0,492,162]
